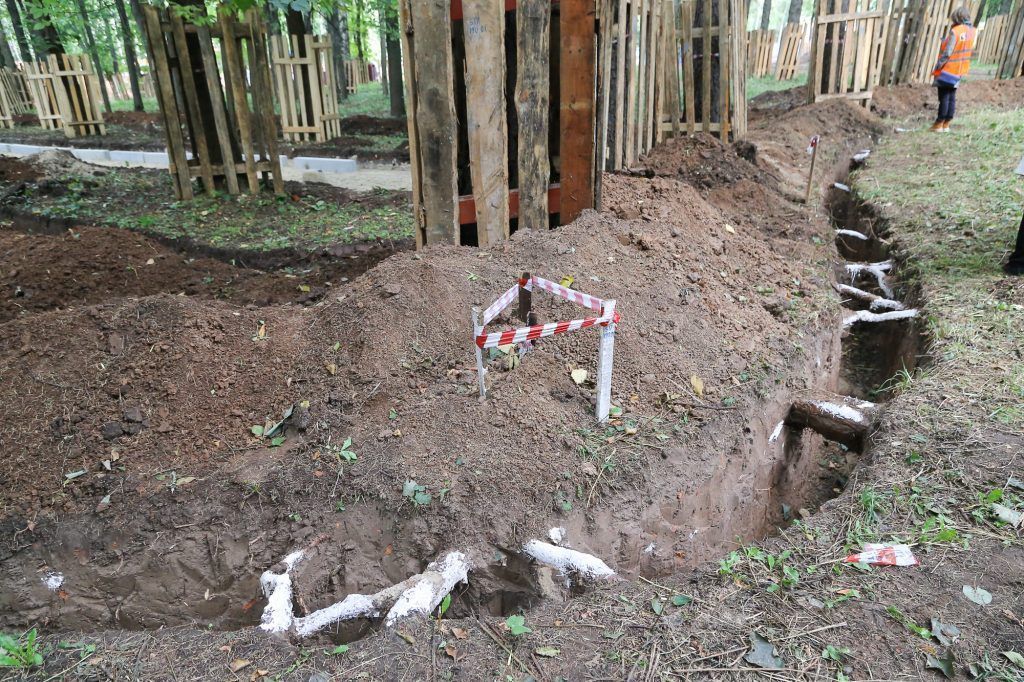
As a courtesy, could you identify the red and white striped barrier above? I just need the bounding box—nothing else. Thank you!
[472,275,619,422]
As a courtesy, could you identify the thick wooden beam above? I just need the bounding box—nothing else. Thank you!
[516,0,552,231]
[559,0,597,225]
[458,184,561,225]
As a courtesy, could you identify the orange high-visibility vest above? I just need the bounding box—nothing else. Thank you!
[934,24,976,80]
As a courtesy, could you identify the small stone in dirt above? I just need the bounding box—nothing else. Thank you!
[687,272,701,283]
[101,422,124,440]
[384,282,402,297]
[105,382,130,399]
[615,205,641,221]
[123,406,144,423]
[123,422,144,436]
[107,333,125,355]
[292,403,311,431]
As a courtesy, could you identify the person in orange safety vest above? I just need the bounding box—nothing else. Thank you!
[930,7,976,133]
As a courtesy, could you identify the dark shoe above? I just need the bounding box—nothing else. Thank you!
[1003,260,1024,276]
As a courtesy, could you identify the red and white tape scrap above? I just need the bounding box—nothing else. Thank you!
[472,275,619,422]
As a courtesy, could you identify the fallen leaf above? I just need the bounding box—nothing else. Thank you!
[930,618,961,646]
[992,503,1022,527]
[228,659,251,673]
[690,374,705,398]
[1003,651,1024,669]
[672,594,693,606]
[452,627,468,640]
[963,585,993,606]
[397,630,415,645]
[534,646,560,658]
[444,644,457,660]
[326,362,337,376]
[175,476,195,486]
[724,224,736,235]
[571,369,589,385]
[744,632,783,669]
[925,651,955,679]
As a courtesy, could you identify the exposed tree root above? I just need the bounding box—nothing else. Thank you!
[834,283,905,311]
[786,395,880,450]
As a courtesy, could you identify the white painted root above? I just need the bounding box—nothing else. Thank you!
[768,420,785,444]
[523,540,616,580]
[835,283,906,311]
[259,549,470,638]
[852,150,871,163]
[843,308,919,327]
[845,260,895,298]
[808,399,876,425]
[836,229,869,241]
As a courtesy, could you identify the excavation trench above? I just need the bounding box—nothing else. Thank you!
[0,164,928,645]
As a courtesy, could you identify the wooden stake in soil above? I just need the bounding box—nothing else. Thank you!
[805,134,820,204]
[472,307,487,399]
[518,272,532,324]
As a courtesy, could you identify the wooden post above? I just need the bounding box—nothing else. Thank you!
[517,0,551,231]
[559,0,597,225]
[805,134,819,204]
[517,272,532,324]
[472,307,487,399]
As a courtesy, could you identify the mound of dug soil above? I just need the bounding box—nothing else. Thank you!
[871,77,1024,121]
[639,132,772,190]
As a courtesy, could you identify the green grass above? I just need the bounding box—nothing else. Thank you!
[336,83,396,119]
[854,106,1024,428]
[110,96,160,113]
[748,73,807,100]
[22,169,414,252]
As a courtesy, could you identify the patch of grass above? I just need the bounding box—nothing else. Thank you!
[0,629,43,669]
[21,168,414,252]
[748,73,807,100]
[110,97,160,113]
[337,83,395,119]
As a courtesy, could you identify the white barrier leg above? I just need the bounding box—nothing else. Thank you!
[595,301,616,423]
[472,307,486,399]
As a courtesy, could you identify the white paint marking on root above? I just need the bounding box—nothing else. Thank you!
[842,308,919,327]
[836,229,869,241]
[835,284,906,311]
[852,150,871,163]
[808,401,868,425]
[768,421,785,444]
[845,260,895,298]
[523,540,616,580]
[42,572,64,591]
[548,527,567,545]
[384,551,470,626]
[258,549,307,633]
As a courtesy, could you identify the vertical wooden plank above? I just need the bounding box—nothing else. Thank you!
[462,0,509,245]
[409,0,459,245]
[220,10,259,193]
[612,0,628,170]
[560,0,597,224]
[246,9,284,194]
[635,0,649,160]
[170,14,215,194]
[305,34,325,141]
[397,0,426,248]
[625,0,640,165]
[700,0,711,133]
[143,6,192,199]
[683,0,695,134]
[668,0,681,138]
[644,0,659,152]
[719,0,729,141]
[197,26,240,195]
[598,0,615,171]
[654,0,667,144]
[517,0,551,229]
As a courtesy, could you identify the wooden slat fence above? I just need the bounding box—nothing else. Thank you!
[22,62,62,130]
[22,55,105,136]
[344,59,372,92]
[808,0,887,105]
[879,0,980,86]
[0,67,32,114]
[997,3,1024,79]
[270,34,341,142]
[774,21,805,79]
[141,5,283,200]
[747,28,775,78]
[975,14,1009,64]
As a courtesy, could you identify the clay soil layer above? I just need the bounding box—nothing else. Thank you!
[0,78,1021,681]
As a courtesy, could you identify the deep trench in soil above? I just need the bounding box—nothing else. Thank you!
[2,165,929,644]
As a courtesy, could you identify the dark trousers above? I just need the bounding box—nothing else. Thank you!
[937,85,957,122]
[1009,211,1024,266]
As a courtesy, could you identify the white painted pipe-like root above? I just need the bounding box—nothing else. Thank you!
[836,229,869,241]
[786,396,879,448]
[845,260,895,298]
[834,283,906,312]
[259,549,470,638]
[523,539,616,581]
[843,308,919,327]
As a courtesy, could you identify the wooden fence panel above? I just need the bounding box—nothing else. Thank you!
[0,67,32,115]
[997,4,1024,79]
[774,21,805,79]
[808,1,886,106]
[141,5,282,200]
[47,54,106,137]
[271,34,341,143]
[746,28,775,78]
[879,0,980,86]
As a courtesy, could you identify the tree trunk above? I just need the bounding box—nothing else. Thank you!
[104,15,121,73]
[74,0,113,112]
[760,0,773,31]
[286,8,316,130]
[786,0,801,24]
[384,7,404,117]
[265,1,280,33]
[4,0,32,62]
[378,6,389,97]
[114,0,144,110]
[0,23,15,68]
[325,7,348,100]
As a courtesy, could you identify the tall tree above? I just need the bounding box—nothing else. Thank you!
[377,4,387,97]
[324,6,348,100]
[114,0,143,110]
[382,1,403,117]
[760,0,773,31]
[0,22,16,67]
[74,0,113,112]
[4,0,32,62]
[286,7,316,131]
[786,0,801,24]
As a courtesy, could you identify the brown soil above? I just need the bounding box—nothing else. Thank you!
[336,114,407,136]
[871,77,1024,121]
[287,135,410,163]
[4,82,1022,680]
